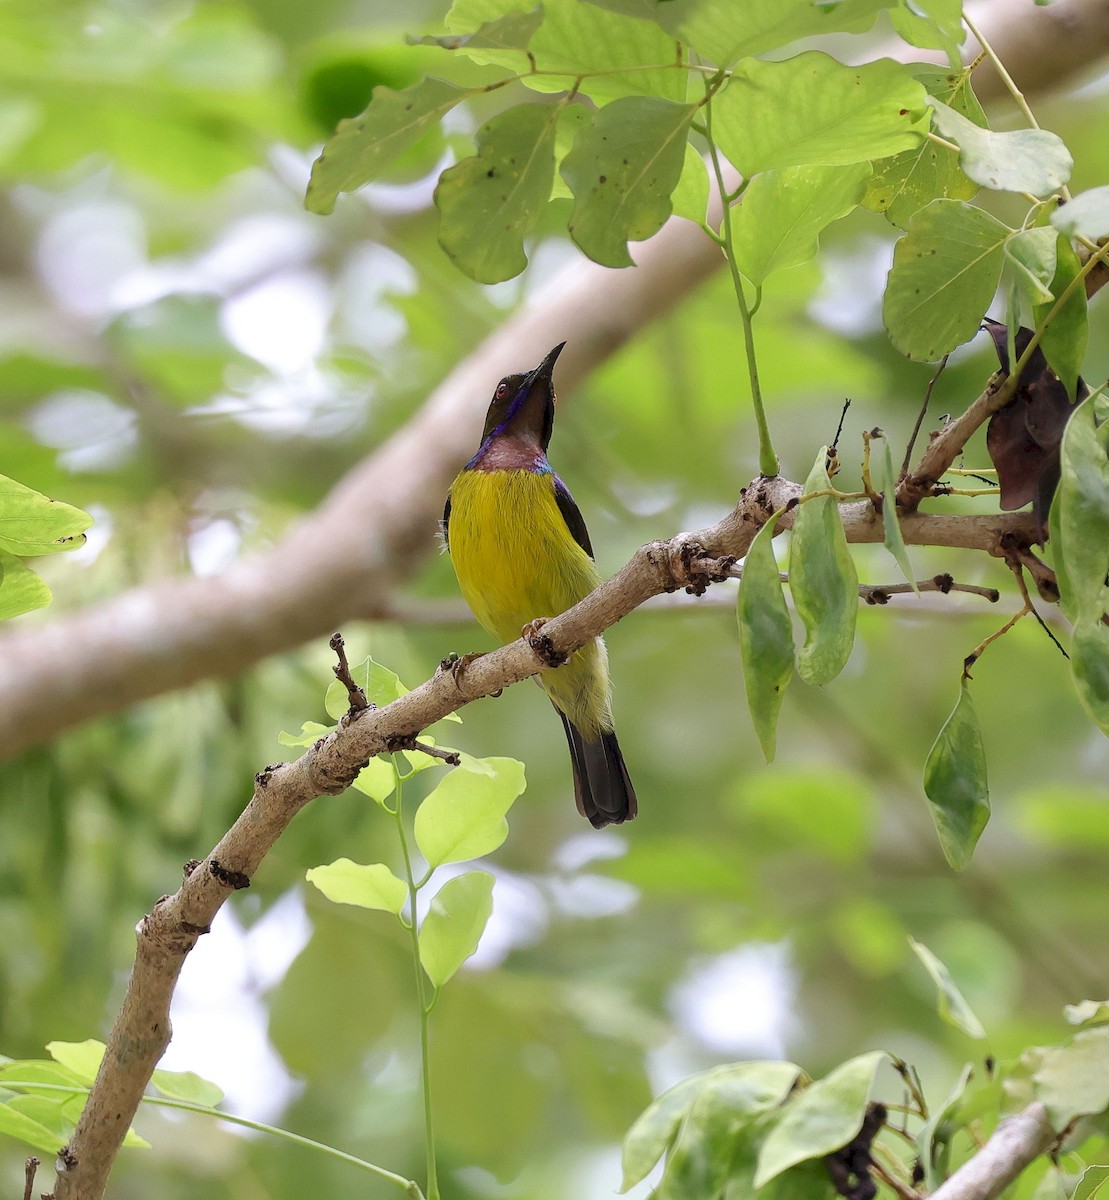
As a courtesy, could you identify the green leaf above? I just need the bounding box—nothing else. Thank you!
[0,474,92,556]
[928,100,1072,196]
[1051,185,1109,240]
[1072,616,1109,737]
[1074,1165,1109,1200]
[789,449,858,686]
[731,163,871,286]
[883,199,1010,361]
[923,680,991,870]
[324,655,407,720]
[0,549,52,620]
[445,0,687,101]
[46,1039,105,1084]
[351,756,397,805]
[1054,395,1109,620]
[737,518,794,762]
[306,859,408,916]
[561,96,695,269]
[277,720,333,748]
[863,66,984,230]
[889,0,965,53]
[149,1068,224,1107]
[436,102,560,283]
[908,937,987,1039]
[1033,1025,1109,1128]
[418,870,495,987]
[755,1051,887,1187]
[670,143,709,226]
[1065,1000,1109,1028]
[621,1061,800,1192]
[414,756,526,867]
[1005,227,1058,308]
[916,1063,974,1191]
[712,53,929,176]
[871,437,916,589]
[1033,233,1088,401]
[407,5,543,51]
[306,77,475,216]
[0,1099,69,1153]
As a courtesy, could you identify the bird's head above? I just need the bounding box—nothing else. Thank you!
[480,342,566,450]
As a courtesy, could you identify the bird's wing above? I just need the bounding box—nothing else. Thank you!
[553,475,594,560]
[441,494,452,551]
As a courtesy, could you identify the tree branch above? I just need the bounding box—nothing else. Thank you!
[49,476,1040,1197]
[928,1103,1056,1200]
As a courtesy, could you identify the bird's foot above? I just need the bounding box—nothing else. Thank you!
[522,618,569,668]
[439,650,495,691]
[667,539,737,597]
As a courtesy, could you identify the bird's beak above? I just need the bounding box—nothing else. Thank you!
[528,342,566,390]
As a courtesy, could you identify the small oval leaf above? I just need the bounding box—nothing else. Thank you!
[418,870,495,987]
[306,859,408,916]
[414,756,525,867]
[923,680,991,870]
[909,937,987,1039]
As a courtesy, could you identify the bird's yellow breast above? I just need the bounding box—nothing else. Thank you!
[447,468,602,644]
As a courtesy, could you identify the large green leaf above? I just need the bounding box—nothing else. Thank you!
[755,1051,887,1186]
[712,53,929,176]
[0,1099,71,1154]
[863,66,984,230]
[789,449,858,686]
[561,96,695,268]
[436,102,560,283]
[883,199,1010,361]
[306,77,475,215]
[923,681,991,869]
[414,756,526,867]
[731,163,871,286]
[1033,1025,1109,1128]
[0,473,91,556]
[736,518,794,762]
[1033,233,1088,401]
[418,870,495,987]
[306,858,409,916]
[0,549,51,620]
[929,99,1072,197]
[407,5,543,52]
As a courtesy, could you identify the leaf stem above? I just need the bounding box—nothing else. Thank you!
[392,767,440,1200]
[703,86,779,477]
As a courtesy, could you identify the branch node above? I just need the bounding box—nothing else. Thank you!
[329,632,370,712]
[182,859,201,879]
[383,733,461,765]
[209,859,251,891]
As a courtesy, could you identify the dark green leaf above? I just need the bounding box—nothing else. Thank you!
[407,6,543,52]
[909,938,987,1039]
[755,1051,887,1186]
[731,163,871,286]
[436,102,559,283]
[863,66,984,230]
[712,53,929,176]
[922,680,990,870]
[307,77,475,215]
[419,870,495,987]
[561,96,695,268]
[883,199,1010,361]
[1034,233,1088,401]
[737,517,794,762]
[789,449,858,686]
[929,100,1072,196]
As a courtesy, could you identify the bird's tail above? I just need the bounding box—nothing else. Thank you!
[558,712,637,828]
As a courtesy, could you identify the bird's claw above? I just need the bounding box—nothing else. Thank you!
[523,618,569,668]
[439,651,487,690]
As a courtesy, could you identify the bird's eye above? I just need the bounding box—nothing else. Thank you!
[495,382,509,399]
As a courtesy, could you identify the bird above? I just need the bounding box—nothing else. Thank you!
[442,342,637,828]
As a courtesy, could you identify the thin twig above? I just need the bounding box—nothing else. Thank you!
[329,632,370,712]
[1003,553,1070,661]
[871,1153,925,1200]
[963,605,1031,677]
[902,355,950,480]
[861,576,1000,605]
[384,734,461,766]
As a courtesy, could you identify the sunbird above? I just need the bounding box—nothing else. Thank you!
[443,343,637,828]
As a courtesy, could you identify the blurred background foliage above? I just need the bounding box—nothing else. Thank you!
[0,0,1107,1196]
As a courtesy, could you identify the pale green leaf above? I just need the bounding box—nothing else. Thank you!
[277,720,333,748]
[414,756,526,867]
[1033,1025,1109,1128]
[621,1075,705,1191]
[325,655,407,720]
[889,0,965,53]
[909,937,987,1039]
[863,66,984,229]
[923,681,991,869]
[0,474,92,556]
[670,143,709,226]
[712,53,929,176]
[1054,395,1109,621]
[407,5,543,51]
[436,102,559,283]
[731,163,871,286]
[1074,1165,1109,1200]
[561,97,695,268]
[0,549,51,619]
[0,1099,69,1153]
[306,77,475,216]
[871,437,916,589]
[1005,227,1058,308]
[46,1039,105,1084]
[1065,1000,1109,1027]
[418,870,495,987]
[883,199,1010,361]
[1072,616,1109,737]
[1051,185,1109,240]
[755,1051,887,1186]
[929,99,1072,196]
[351,756,397,805]
[149,1069,224,1107]
[306,859,408,916]
[789,449,858,686]
[916,1063,973,1191]
[737,518,794,762]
